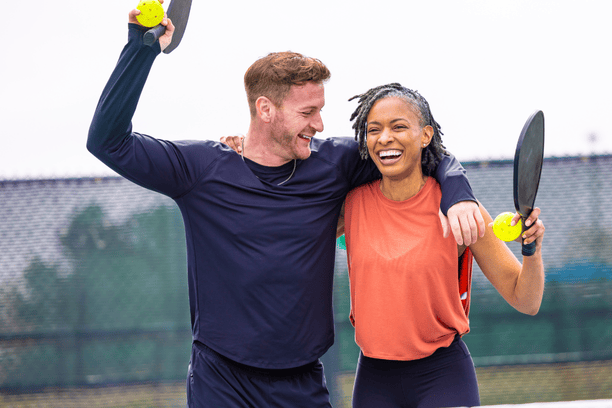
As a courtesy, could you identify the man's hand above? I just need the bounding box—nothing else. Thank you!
[128,0,175,52]
[439,201,485,246]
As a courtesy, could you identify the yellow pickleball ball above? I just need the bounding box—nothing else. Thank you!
[493,212,523,242]
[136,0,164,28]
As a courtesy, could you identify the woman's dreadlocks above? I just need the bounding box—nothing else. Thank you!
[349,83,447,176]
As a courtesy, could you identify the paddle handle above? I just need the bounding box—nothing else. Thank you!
[522,240,536,256]
[521,214,537,256]
[144,24,166,46]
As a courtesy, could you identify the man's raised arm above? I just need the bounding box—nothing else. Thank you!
[86,10,199,198]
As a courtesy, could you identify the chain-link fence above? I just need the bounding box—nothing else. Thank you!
[1,155,611,407]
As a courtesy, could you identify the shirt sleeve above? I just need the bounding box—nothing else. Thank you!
[87,24,203,198]
[434,153,477,215]
[326,137,381,190]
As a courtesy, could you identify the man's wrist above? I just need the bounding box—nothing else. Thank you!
[128,23,162,55]
[440,174,477,215]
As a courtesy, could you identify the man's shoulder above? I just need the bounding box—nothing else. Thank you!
[164,139,243,177]
[172,139,240,157]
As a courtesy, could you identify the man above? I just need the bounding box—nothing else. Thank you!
[87,8,484,407]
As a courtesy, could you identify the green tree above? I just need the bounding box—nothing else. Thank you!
[2,203,190,388]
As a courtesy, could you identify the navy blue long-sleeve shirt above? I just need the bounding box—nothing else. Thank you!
[87,24,476,369]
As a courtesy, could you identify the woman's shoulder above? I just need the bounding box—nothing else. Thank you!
[345,180,381,211]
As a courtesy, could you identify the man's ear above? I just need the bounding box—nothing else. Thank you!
[256,96,275,123]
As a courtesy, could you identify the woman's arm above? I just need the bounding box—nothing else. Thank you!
[466,203,545,315]
[337,202,345,238]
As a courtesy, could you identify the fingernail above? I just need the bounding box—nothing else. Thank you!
[525,219,532,227]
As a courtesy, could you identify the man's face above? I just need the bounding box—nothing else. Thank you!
[270,82,325,161]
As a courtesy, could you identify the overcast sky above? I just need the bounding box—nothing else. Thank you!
[2,0,610,179]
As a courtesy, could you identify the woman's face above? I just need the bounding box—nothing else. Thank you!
[366,97,433,181]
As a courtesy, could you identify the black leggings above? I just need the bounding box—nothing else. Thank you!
[352,337,480,408]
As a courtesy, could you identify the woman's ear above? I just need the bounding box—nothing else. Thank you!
[421,125,434,147]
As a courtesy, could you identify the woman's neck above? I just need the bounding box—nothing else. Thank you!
[379,173,428,202]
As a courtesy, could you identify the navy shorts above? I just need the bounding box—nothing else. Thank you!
[186,341,332,408]
[352,336,480,408]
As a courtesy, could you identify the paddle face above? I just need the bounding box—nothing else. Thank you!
[513,110,545,256]
[163,0,191,53]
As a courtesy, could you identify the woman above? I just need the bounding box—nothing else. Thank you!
[343,83,545,407]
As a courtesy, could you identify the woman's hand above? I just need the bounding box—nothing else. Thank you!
[509,208,545,248]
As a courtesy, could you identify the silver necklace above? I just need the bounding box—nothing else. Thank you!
[241,139,297,186]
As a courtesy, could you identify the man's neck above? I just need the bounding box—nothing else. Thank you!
[243,125,292,167]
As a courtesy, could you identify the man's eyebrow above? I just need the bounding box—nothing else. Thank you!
[300,104,324,111]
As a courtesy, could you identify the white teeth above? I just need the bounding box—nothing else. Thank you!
[300,135,312,140]
[379,150,402,158]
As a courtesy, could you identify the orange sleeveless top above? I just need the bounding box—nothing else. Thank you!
[344,178,472,361]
